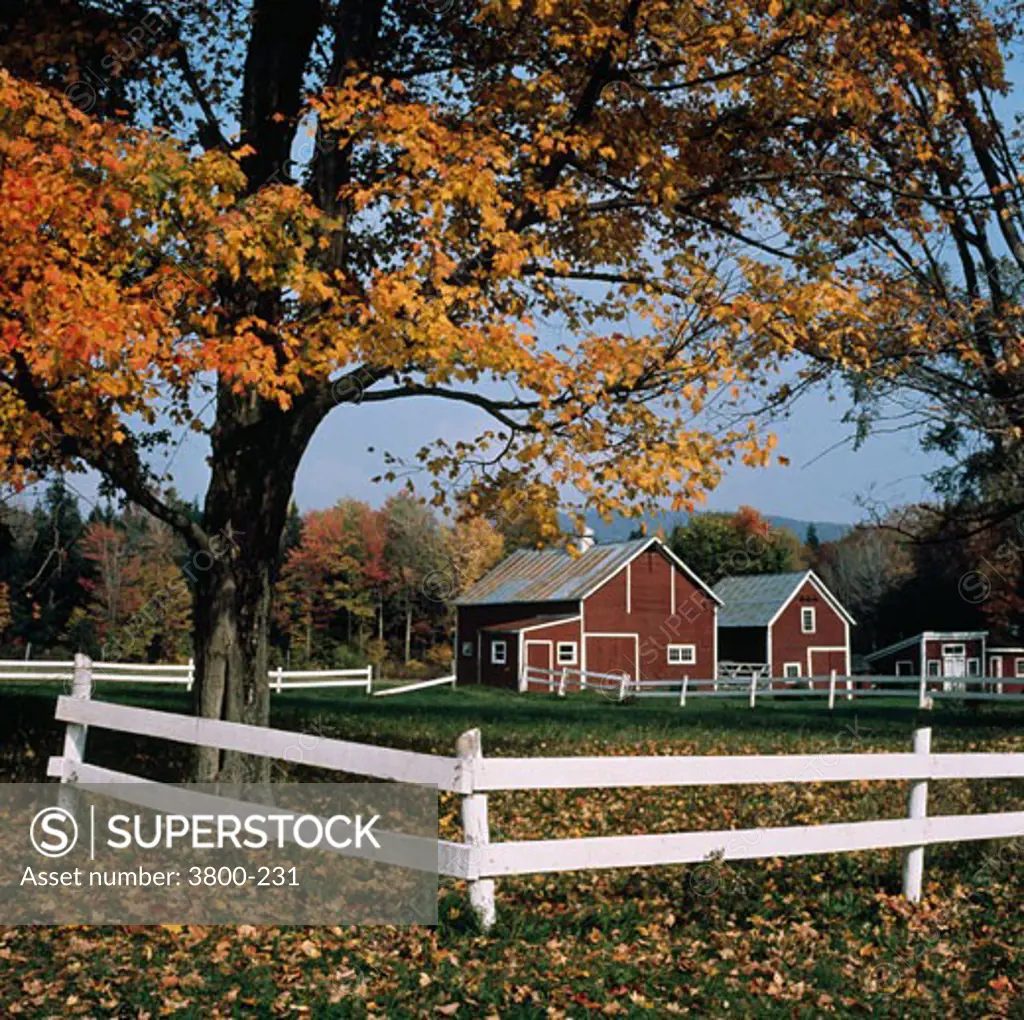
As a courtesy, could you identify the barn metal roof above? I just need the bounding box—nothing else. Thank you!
[482,614,580,633]
[863,630,988,661]
[714,570,856,628]
[457,538,653,606]
[713,572,810,628]
[457,536,723,608]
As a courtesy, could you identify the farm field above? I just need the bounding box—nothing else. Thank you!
[1,684,1022,1017]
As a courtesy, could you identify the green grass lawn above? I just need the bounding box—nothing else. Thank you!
[0,682,1022,1017]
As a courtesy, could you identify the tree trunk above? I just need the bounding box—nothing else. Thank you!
[192,549,274,784]
[190,387,325,784]
[404,602,412,665]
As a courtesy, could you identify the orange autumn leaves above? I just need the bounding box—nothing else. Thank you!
[0,0,1002,526]
[0,71,337,441]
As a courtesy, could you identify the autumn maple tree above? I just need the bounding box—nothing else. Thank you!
[72,511,193,662]
[275,499,388,661]
[0,0,988,779]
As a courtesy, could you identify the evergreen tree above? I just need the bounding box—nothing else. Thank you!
[805,523,822,561]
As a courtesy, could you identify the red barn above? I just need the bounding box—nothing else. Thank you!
[713,571,854,681]
[455,537,721,688]
[863,631,987,682]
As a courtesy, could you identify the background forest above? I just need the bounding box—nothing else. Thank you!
[2,482,1019,673]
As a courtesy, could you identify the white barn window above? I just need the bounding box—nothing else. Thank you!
[783,662,801,678]
[491,640,507,665]
[557,642,578,666]
[926,660,940,677]
[667,644,696,665]
[801,607,816,634]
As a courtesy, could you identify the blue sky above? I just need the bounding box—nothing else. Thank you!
[148,381,942,526]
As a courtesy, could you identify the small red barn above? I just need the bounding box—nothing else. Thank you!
[713,571,854,681]
[863,631,987,682]
[455,537,721,688]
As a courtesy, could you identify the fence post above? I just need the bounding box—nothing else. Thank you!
[558,668,567,697]
[518,663,527,693]
[365,665,373,695]
[845,676,853,702]
[456,728,496,931]
[59,654,92,791]
[580,669,587,692]
[828,669,836,711]
[917,672,928,710]
[749,672,757,709]
[617,672,629,701]
[902,726,932,903]
[679,674,689,708]
[186,657,195,693]
[272,666,283,694]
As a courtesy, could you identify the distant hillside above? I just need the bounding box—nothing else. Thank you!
[562,510,851,545]
[764,515,850,544]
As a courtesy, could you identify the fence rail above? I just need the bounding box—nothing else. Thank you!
[520,664,628,698]
[49,654,1024,932]
[269,665,372,693]
[0,658,384,695]
[628,672,1024,709]
[372,674,457,698]
[519,666,1024,709]
[0,658,196,688]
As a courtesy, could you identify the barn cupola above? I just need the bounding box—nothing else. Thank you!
[575,526,596,554]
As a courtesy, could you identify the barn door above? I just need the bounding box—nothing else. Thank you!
[809,649,846,689]
[584,634,638,688]
[523,640,553,690]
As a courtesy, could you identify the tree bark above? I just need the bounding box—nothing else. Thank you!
[404,602,412,665]
[192,549,273,784]
[190,386,326,783]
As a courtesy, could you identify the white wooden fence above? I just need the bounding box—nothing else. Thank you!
[717,661,771,681]
[629,672,1024,710]
[50,654,1024,930]
[373,674,457,698]
[0,658,374,694]
[520,664,629,699]
[1,658,462,698]
[269,665,372,693]
[519,668,1024,710]
[0,658,197,688]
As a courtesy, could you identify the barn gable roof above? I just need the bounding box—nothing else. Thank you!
[714,570,855,628]
[863,630,987,662]
[482,614,580,633]
[456,537,721,607]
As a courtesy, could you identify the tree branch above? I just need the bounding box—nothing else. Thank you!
[3,355,209,551]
